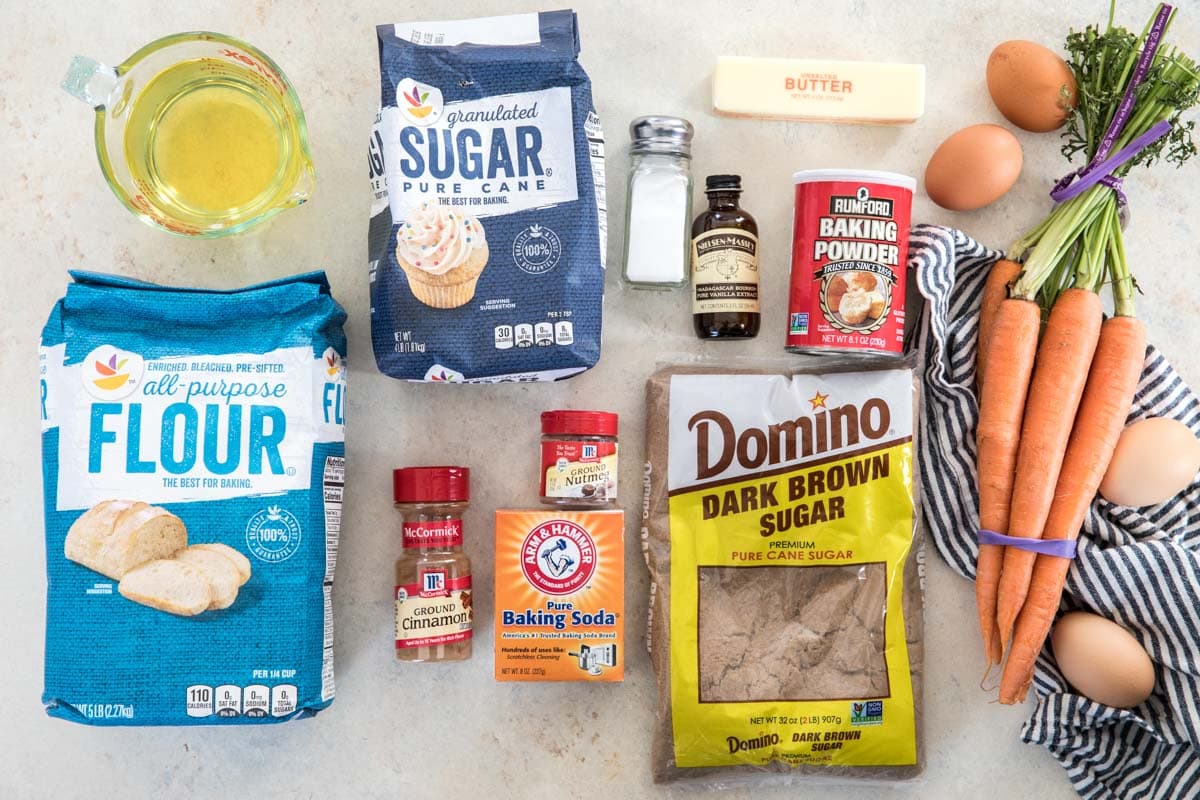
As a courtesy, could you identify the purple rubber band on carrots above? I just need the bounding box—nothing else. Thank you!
[978,529,1078,559]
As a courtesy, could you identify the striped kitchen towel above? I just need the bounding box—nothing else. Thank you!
[910,224,1200,799]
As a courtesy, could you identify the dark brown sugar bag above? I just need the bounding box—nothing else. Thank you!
[642,360,924,785]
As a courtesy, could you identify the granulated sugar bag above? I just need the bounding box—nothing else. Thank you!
[368,10,606,382]
[643,360,924,785]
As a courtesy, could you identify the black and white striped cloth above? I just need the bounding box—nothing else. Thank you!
[909,224,1200,799]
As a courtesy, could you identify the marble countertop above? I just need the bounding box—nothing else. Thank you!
[3,1,1198,797]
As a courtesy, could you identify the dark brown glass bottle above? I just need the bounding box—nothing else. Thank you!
[690,174,760,339]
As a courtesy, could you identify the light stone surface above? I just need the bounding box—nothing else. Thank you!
[2,1,1197,798]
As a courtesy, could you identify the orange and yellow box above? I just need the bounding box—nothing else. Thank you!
[494,509,624,682]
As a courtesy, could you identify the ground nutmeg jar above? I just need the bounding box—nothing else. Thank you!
[539,410,619,507]
[393,466,473,663]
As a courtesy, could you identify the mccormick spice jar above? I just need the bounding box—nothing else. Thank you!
[393,466,473,662]
[786,169,915,356]
[539,410,618,507]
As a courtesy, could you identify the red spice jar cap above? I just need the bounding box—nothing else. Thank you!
[393,466,470,503]
[541,409,619,437]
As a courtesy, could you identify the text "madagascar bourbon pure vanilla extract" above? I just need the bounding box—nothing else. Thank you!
[691,174,760,339]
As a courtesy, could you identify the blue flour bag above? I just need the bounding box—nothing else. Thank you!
[40,271,347,725]
[368,9,607,382]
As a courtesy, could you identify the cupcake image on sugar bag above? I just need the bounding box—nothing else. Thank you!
[396,201,489,309]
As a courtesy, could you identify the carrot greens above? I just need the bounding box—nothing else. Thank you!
[1007,2,1199,311]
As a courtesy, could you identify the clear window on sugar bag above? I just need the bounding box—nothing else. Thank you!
[697,563,889,703]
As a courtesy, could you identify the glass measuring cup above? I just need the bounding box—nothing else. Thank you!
[62,32,314,237]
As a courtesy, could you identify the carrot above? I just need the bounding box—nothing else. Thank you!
[999,315,1146,703]
[995,288,1103,650]
[977,259,1022,388]
[975,297,1041,664]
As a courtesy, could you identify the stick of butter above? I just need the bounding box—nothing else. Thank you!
[713,56,925,125]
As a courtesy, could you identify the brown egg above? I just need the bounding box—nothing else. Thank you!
[1100,417,1200,507]
[1051,611,1155,708]
[924,124,1023,211]
[987,41,1077,132]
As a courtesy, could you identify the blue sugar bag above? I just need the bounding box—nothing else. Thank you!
[368,9,606,382]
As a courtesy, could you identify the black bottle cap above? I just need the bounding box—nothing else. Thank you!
[705,174,742,191]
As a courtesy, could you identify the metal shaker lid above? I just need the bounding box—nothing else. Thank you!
[629,115,693,156]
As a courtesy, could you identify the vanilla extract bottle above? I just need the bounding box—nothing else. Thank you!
[690,174,761,339]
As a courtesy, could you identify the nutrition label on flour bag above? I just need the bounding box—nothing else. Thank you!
[321,455,344,701]
[185,682,300,718]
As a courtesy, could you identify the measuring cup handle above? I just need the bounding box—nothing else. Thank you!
[61,56,119,109]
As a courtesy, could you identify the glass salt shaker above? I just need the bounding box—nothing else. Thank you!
[621,116,694,289]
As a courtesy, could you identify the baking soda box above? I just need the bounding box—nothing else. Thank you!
[494,510,624,681]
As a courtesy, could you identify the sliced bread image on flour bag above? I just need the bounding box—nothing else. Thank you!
[40,271,347,725]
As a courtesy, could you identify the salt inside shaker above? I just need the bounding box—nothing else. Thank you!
[621,116,694,289]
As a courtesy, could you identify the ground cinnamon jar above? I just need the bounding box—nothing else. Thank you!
[393,466,473,662]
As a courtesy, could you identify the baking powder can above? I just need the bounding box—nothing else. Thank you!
[786,169,915,356]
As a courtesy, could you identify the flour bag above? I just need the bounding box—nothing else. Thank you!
[40,271,347,725]
[368,9,607,382]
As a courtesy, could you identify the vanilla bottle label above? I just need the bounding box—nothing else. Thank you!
[691,228,760,314]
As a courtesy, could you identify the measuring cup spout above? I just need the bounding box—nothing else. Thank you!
[61,56,119,109]
[287,158,316,207]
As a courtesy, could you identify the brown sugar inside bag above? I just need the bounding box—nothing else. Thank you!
[698,563,890,703]
[643,360,924,785]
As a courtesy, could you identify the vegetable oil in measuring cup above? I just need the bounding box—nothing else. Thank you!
[122,58,308,228]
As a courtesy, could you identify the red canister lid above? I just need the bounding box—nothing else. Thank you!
[393,466,470,503]
[541,410,619,437]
